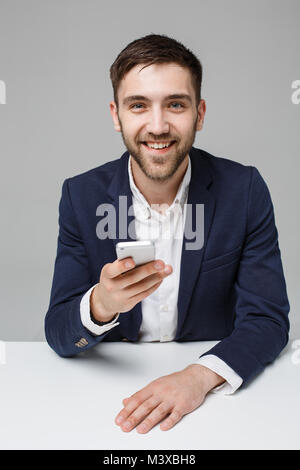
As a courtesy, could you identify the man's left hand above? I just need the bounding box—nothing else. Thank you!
[115,364,225,433]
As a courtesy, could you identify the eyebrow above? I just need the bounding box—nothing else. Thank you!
[122,94,192,106]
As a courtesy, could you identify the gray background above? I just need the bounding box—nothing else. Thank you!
[0,0,299,341]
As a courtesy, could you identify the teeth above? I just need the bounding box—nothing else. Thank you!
[146,142,172,149]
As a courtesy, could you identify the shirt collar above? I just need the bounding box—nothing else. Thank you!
[128,154,191,215]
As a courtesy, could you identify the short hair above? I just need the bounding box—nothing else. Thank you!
[110,34,202,108]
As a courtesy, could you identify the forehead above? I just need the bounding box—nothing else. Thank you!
[118,62,194,101]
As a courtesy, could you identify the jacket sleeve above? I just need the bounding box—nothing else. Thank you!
[45,179,115,357]
[199,166,290,384]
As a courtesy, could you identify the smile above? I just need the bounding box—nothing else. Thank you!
[142,141,176,153]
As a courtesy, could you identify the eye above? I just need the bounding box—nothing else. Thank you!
[170,102,184,109]
[131,103,145,110]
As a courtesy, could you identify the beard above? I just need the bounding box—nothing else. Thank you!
[118,115,198,182]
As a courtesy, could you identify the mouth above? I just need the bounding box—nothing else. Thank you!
[141,141,176,154]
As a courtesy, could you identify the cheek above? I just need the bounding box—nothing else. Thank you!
[123,120,146,139]
[172,113,196,132]
[176,124,195,139]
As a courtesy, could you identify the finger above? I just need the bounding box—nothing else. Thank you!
[115,389,153,426]
[124,267,172,297]
[127,279,163,304]
[115,259,170,289]
[136,402,173,434]
[105,257,135,279]
[119,396,161,432]
[160,408,183,431]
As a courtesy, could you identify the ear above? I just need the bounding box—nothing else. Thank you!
[196,99,206,131]
[110,101,121,132]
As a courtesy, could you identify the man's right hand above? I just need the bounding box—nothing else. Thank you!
[90,258,173,323]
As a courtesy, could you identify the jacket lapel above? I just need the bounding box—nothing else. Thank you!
[175,147,215,338]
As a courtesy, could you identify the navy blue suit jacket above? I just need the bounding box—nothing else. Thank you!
[45,146,290,385]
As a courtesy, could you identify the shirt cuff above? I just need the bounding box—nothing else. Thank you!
[191,354,243,395]
[80,284,120,336]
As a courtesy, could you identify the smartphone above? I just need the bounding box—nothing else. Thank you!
[116,240,155,267]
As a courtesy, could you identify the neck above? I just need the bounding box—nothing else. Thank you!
[130,155,189,207]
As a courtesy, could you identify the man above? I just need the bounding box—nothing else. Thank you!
[45,34,290,434]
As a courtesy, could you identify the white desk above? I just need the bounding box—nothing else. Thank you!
[0,340,299,450]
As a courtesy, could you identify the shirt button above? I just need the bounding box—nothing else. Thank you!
[160,305,169,312]
[162,335,171,341]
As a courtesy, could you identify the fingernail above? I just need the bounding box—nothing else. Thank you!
[154,262,163,270]
[137,424,147,433]
[116,416,124,425]
[164,265,172,274]
[125,261,133,268]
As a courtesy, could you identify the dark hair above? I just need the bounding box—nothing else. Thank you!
[110,34,202,108]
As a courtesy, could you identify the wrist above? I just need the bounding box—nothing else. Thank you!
[90,309,117,326]
[90,285,116,323]
[185,364,225,394]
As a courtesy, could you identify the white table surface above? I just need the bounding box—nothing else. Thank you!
[0,340,299,450]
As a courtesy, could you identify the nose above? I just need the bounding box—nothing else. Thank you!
[145,106,170,136]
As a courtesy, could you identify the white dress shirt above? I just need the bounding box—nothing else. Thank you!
[80,155,243,394]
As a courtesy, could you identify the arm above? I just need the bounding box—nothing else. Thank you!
[45,180,171,356]
[198,167,290,384]
[44,179,118,357]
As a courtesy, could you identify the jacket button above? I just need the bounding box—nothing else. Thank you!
[75,337,88,347]
[121,338,128,342]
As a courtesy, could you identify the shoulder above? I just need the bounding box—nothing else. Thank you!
[198,147,254,177]
[66,156,121,189]
[193,147,260,193]
[59,154,125,206]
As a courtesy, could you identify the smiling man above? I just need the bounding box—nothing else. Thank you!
[45,34,290,434]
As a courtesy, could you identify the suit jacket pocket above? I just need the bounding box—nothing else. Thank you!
[201,245,242,273]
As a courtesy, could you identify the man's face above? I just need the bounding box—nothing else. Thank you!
[110,62,206,182]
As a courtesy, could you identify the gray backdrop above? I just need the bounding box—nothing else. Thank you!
[0,0,299,341]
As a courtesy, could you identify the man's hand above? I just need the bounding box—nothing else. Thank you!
[115,364,225,433]
[90,257,173,322]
